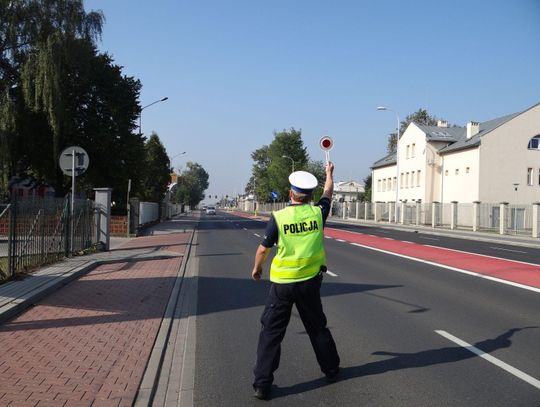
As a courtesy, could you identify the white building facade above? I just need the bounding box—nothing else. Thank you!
[333,181,365,202]
[372,102,540,205]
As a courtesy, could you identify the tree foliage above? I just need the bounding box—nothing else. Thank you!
[175,162,209,207]
[386,108,444,154]
[139,133,170,202]
[0,1,157,207]
[247,128,323,203]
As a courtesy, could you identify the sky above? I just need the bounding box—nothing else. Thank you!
[85,0,540,200]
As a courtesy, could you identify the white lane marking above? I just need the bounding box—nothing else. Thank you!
[325,236,333,239]
[489,246,528,254]
[419,236,440,241]
[254,233,261,238]
[349,242,540,293]
[243,227,247,231]
[403,241,414,244]
[424,245,540,268]
[326,270,338,277]
[383,237,394,240]
[336,239,346,242]
[435,330,540,390]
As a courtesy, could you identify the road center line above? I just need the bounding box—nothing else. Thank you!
[326,270,338,277]
[489,246,527,254]
[243,228,247,231]
[254,233,261,238]
[435,330,540,390]
[349,242,540,293]
[335,239,346,242]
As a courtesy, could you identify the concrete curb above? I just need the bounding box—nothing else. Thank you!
[134,227,197,406]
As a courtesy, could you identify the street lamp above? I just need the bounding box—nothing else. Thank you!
[377,106,401,222]
[282,155,294,172]
[139,97,168,136]
[169,151,186,173]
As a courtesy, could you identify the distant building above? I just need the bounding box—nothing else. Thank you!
[371,101,540,204]
[333,181,365,203]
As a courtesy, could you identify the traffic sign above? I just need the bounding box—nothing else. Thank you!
[319,136,333,164]
[319,136,333,151]
[59,146,89,176]
[271,191,279,200]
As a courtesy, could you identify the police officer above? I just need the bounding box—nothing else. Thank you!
[251,161,340,400]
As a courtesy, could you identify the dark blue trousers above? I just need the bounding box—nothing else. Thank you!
[253,273,340,388]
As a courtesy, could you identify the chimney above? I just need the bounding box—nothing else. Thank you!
[466,121,480,139]
[437,120,448,128]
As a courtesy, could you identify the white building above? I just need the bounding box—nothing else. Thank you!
[372,101,540,205]
[333,181,365,202]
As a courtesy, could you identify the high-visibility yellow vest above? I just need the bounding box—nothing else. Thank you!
[270,204,326,284]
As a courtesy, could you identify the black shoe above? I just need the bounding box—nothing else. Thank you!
[253,386,270,400]
[325,367,340,383]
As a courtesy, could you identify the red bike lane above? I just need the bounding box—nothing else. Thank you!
[231,211,540,291]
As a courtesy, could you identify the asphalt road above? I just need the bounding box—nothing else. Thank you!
[192,211,540,406]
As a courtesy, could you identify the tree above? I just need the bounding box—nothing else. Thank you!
[175,162,209,207]
[139,133,170,202]
[247,128,311,203]
[387,109,442,154]
[1,0,104,193]
[361,174,372,202]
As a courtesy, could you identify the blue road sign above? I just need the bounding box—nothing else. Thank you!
[271,191,279,200]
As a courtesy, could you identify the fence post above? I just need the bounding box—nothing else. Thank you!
[473,201,480,232]
[400,202,405,224]
[94,188,112,251]
[532,202,540,238]
[415,201,421,226]
[355,201,360,220]
[431,201,439,228]
[388,202,394,223]
[499,202,508,235]
[373,202,379,222]
[8,197,17,277]
[450,201,458,230]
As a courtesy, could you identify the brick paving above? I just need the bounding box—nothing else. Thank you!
[0,231,192,407]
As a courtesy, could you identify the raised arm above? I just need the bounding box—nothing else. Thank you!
[321,161,334,201]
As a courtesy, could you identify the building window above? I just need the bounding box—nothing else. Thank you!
[417,170,421,186]
[406,145,410,159]
[455,168,459,175]
[377,179,381,192]
[393,177,397,191]
[400,173,404,188]
[527,168,533,185]
[405,172,409,188]
[445,170,448,176]
[411,143,416,157]
[411,171,415,187]
[528,135,540,150]
[466,167,470,174]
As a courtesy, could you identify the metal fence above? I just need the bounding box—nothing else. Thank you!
[327,201,540,238]
[0,195,95,281]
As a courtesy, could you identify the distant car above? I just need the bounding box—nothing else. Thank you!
[206,206,216,215]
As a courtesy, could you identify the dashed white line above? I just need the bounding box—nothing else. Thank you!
[435,330,540,390]
[326,270,338,277]
[324,236,333,239]
[254,233,261,238]
[403,241,414,244]
[336,239,346,242]
[349,242,540,293]
[383,237,394,240]
[489,246,528,254]
[243,227,247,231]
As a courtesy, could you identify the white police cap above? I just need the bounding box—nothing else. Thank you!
[289,171,318,194]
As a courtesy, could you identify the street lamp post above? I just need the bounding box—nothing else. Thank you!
[377,106,401,223]
[282,155,294,172]
[169,151,186,172]
[139,97,168,136]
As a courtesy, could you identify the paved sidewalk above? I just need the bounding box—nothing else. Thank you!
[0,214,197,407]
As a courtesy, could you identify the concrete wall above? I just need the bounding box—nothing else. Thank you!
[441,147,480,203]
[479,103,540,204]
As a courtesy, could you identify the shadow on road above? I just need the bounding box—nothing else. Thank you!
[270,326,538,400]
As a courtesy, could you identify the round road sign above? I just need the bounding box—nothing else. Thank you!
[59,146,90,176]
[319,136,333,151]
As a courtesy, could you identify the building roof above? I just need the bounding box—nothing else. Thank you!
[371,152,396,169]
[372,104,530,168]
